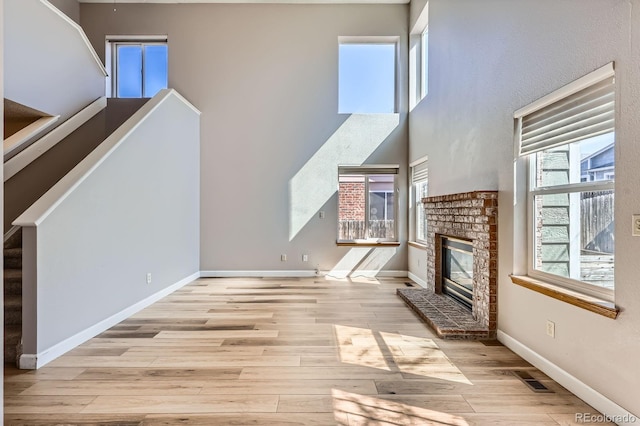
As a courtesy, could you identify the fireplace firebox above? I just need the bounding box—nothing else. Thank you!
[441,236,474,310]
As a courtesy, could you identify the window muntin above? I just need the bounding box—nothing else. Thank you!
[518,64,615,300]
[338,167,398,242]
[338,42,396,113]
[111,41,168,98]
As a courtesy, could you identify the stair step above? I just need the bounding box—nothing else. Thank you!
[4,294,22,326]
[4,325,21,365]
[4,247,22,269]
[3,228,22,250]
[4,269,22,296]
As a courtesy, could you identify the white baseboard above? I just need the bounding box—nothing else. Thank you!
[498,330,638,424]
[408,271,428,288]
[20,271,199,370]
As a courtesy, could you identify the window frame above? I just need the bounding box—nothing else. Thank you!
[410,157,428,245]
[420,26,429,99]
[337,165,399,244]
[337,36,399,114]
[105,35,168,99]
[515,63,616,302]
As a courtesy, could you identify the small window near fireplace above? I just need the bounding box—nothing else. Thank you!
[442,236,474,310]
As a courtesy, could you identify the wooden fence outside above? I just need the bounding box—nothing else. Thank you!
[581,190,614,254]
[339,220,395,240]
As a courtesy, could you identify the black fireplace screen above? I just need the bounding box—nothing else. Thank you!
[442,236,473,310]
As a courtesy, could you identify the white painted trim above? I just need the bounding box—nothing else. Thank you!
[408,271,427,288]
[3,225,21,245]
[13,89,199,227]
[497,330,638,424]
[3,116,59,159]
[106,34,168,42]
[4,98,106,182]
[409,155,428,168]
[41,0,108,77]
[514,62,614,118]
[20,272,199,369]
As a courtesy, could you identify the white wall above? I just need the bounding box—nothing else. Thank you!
[16,91,200,364]
[4,0,104,123]
[410,0,639,416]
[80,3,409,276]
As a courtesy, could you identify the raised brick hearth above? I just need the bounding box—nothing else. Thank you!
[398,191,498,339]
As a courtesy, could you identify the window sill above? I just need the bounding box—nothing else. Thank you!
[509,275,618,319]
[336,241,401,247]
[408,241,427,250]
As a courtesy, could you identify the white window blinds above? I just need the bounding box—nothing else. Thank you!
[412,160,428,183]
[515,63,615,156]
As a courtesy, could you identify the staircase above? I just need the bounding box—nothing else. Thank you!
[4,228,23,365]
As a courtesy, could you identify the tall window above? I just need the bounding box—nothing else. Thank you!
[420,27,429,99]
[338,166,398,242]
[107,38,168,98]
[411,159,429,243]
[515,63,615,301]
[338,39,397,113]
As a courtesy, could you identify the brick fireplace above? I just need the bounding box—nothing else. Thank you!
[398,191,498,338]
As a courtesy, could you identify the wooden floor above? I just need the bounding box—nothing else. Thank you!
[4,277,613,425]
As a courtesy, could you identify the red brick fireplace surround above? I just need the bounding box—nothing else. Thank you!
[398,191,498,339]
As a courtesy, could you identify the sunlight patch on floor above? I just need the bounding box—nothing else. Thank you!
[332,389,470,426]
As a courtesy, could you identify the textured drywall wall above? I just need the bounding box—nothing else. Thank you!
[409,0,639,415]
[81,3,409,275]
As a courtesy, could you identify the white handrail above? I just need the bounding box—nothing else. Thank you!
[3,115,60,159]
[41,0,107,77]
[13,89,201,228]
[4,97,107,182]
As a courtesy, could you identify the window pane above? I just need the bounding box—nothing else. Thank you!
[368,175,395,239]
[533,190,614,290]
[338,175,366,240]
[117,45,142,98]
[339,43,396,113]
[415,181,428,241]
[535,133,614,188]
[421,29,428,98]
[144,44,168,97]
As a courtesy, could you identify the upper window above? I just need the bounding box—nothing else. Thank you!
[107,37,168,98]
[338,165,399,242]
[411,158,428,243]
[420,27,429,99]
[338,40,396,113]
[515,63,615,301]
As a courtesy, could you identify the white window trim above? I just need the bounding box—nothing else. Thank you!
[409,3,429,109]
[338,36,400,114]
[526,155,615,302]
[105,35,168,98]
[516,64,616,303]
[337,164,399,244]
[410,156,428,245]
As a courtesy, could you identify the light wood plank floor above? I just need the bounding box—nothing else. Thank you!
[4,277,614,425]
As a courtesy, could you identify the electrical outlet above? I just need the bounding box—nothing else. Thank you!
[319,211,325,219]
[302,254,308,262]
[633,215,640,236]
[281,254,287,261]
[146,273,152,284]
[546,320,555,338]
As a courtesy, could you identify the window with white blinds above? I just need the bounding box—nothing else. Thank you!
[514,63,616,300]
[411,158,428,243]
